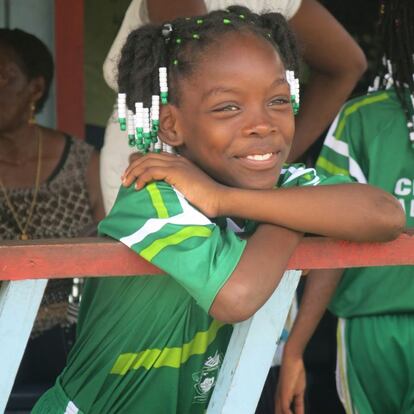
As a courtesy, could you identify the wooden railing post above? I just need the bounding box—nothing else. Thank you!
[0,280,47,413]
[207,270,301,414]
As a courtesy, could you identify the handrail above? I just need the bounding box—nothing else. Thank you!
[1,232,413,413]
[1,232,414,281]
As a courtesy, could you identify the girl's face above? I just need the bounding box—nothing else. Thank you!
[171,31,295,190]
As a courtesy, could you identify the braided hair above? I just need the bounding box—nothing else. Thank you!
[370,0,414,140]
[0,28,54,113]
[117,5,299,111]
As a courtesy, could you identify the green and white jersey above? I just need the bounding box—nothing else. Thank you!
[316,89,414,318]
[51,164,348,414]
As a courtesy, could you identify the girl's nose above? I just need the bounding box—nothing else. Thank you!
[242,112,276,138]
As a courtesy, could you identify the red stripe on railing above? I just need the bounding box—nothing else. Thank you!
[1,233,413,281]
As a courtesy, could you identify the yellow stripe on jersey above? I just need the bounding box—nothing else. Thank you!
[335,93,389,140]
[110,319,225,375]
[146,183,169,218]
[316,156,350,177]
[140,225,212,262]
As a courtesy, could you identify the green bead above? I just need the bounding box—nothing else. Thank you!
[239,14,245,19]
[192,33,200,40]
[223,18,231,24]
[128,135,136,147]
[161,91,168,105]
[175,38,182,44]
[119,119,126,131]
[173,59,179,65]
[196,19,203,24]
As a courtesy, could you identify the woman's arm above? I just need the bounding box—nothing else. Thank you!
[146,0,206,23]
[287,0,367,161]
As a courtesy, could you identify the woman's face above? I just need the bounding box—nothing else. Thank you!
[0,46,36,132]
[170,31,295,190]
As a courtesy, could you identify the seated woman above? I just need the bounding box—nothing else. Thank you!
[0,28,105,408]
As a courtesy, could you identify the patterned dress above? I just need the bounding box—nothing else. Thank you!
[0,135,96,335]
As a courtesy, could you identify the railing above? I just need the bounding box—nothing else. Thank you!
[1,233,414,413]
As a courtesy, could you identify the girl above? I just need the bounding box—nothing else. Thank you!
[277,2,414,413]
[33,6,404,414]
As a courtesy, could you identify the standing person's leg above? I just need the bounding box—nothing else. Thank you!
[337,315,414,414]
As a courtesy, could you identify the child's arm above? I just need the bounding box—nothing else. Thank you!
[275,269,343,414]
[123,153,405,242]
[121,154,404,322]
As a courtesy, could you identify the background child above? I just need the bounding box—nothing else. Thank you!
[276,1,413,413]
[33,6,404,414]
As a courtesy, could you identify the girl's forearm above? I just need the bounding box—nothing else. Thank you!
[284,268,343,358]
[219,183,405,242]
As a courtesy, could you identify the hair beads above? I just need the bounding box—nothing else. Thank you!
[117,6,300,152]
[117,93,127,131]
[286,70,300,115]
[159,67,168,105]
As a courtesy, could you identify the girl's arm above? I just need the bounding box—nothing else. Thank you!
[123,153,405,243]
[219,184,404,242]
[275,268,343,414]
[122,154,404,322]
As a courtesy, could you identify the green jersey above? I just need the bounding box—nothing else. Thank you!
[37,164,348,414]
[316,89,414,318]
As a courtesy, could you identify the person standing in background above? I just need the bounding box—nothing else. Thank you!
[0,28,105,411]
[276,1,414,413]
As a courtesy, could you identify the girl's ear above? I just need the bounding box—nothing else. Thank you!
[158,104,185,147]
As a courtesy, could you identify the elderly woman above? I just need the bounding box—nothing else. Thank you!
[0,28,104,408]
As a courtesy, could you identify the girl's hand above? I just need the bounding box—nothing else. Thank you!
[122,152,226,217]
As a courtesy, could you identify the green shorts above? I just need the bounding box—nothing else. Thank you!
[32,379,83,414]
[336,314,414,414]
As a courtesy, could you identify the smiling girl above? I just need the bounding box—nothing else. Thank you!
[33,6,404,414]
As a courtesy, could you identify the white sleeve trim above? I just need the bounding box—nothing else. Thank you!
[324,117,367,184]
[120,188,213,247]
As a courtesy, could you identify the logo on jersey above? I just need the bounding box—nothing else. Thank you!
[192,351,223,404]
[394,178,414,218]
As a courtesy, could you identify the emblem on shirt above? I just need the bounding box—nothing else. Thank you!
[192,350,223,404]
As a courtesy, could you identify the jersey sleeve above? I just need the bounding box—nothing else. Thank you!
[315,103,368,183]
[278,163,353,188]
[98,182,246,313]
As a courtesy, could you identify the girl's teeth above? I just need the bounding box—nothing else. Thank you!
[246,153,272,161]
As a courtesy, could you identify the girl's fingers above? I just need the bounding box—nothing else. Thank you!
[122,157,180,186]
[134,167,170,190]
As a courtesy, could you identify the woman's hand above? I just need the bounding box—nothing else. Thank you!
[275,354,306,414]
[122,152,226,217]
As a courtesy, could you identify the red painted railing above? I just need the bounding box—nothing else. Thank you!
[1,233,413,281]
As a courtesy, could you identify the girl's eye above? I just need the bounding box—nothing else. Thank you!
[213,104,240,112]
[268,97,290,106]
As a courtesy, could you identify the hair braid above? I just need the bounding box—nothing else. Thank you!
[118,6,300,109]
[371,0,414,128]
